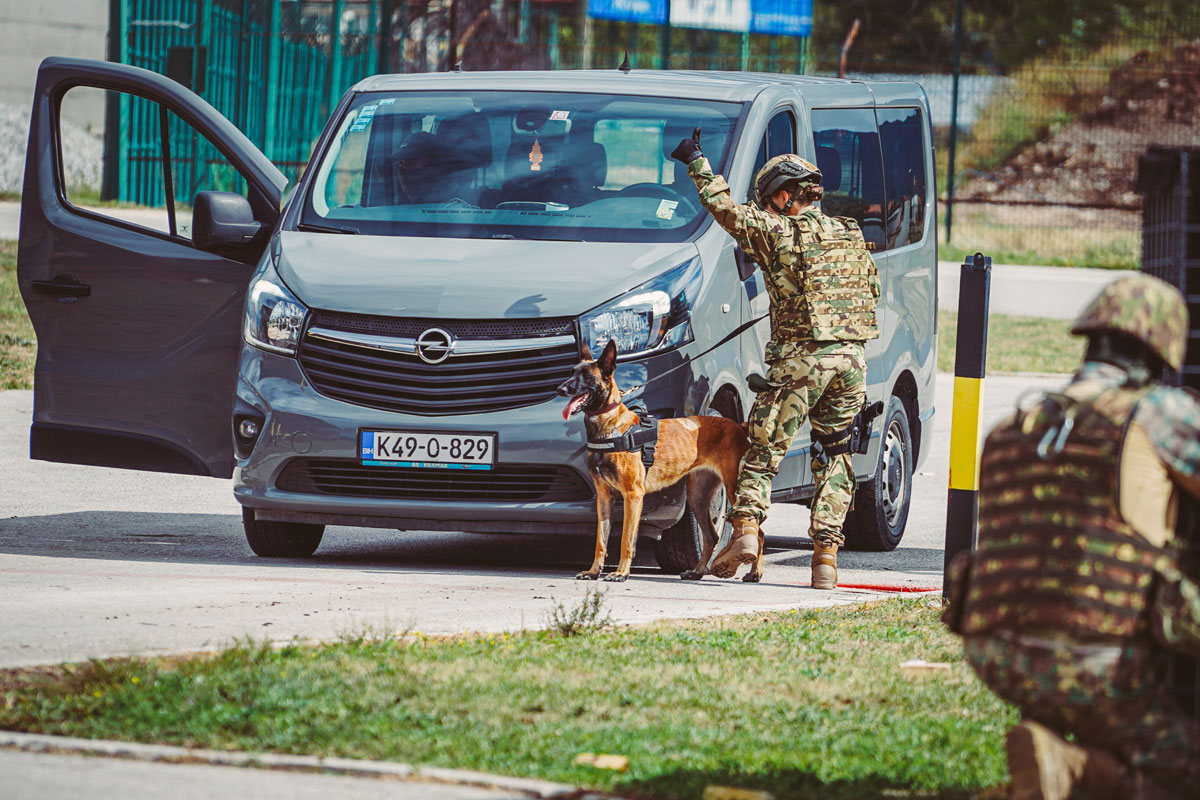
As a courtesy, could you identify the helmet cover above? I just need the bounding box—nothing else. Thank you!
[1071,272,1189,371]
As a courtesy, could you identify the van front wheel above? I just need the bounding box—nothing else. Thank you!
[242,508,325,557]
[841,395,911,552]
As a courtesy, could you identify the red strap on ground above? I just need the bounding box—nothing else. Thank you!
[833,583,942,593]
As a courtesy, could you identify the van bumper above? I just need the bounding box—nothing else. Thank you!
[231,345,695,536]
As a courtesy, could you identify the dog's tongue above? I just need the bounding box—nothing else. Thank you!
[563,394,589,420]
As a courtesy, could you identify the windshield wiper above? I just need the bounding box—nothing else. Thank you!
[297,221,360,234]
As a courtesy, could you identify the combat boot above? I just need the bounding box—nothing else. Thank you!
[1005,720,1126,800]
[811,539,838,589]
[710,517,760,579]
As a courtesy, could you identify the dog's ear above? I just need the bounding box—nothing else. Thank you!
[597,340,618,377]
[580,341,592,361]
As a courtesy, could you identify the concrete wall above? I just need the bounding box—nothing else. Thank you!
[0,0,108,131]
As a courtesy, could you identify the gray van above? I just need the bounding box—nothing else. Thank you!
[19,58,936,572]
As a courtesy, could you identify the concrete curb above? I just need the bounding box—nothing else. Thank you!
[0,730,608,799]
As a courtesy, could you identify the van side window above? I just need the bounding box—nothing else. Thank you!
[57,87,257,241]
[751,110,796,197]
[877,107,928,249]
[811,108,886,251]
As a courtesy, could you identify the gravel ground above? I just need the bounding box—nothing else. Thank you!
[0,102,102,195]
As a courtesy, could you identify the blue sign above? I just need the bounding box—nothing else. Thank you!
[587,0,811,35]
[751,0,812,36]
[587,0,667,25]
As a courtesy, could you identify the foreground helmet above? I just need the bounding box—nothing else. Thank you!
[1071,273,1189,371]
[753,154,821,208]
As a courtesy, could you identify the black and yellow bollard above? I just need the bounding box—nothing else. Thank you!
[943,252,991,596]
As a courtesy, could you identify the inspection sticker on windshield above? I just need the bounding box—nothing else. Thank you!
[360,430,497,470]
[348,104,378,132]
[655,199,679,220]
[550,110,570,120]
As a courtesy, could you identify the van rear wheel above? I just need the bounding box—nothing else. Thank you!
[242,508,325,557]
[653,508,703,574]
[841,395,911,552]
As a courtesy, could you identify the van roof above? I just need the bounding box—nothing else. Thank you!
[353,69,924,103]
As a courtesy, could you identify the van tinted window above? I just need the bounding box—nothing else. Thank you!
[811,108,885,251]
[877,107,927,249]
[304,91,742,243]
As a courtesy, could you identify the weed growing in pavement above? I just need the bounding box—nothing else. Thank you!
[545,585,613,637]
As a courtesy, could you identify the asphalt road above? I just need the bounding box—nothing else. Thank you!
[0,371,1066,669]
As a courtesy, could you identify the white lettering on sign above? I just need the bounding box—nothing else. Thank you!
[670,0,751,32]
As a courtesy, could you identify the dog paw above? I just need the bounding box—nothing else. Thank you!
[680,570,704,581]
[742,572,762,583]
[575,572,600,580]
[603,573,628,582]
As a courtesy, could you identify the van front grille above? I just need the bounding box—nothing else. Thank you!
[298,312,579,415]
[276,459,593,503]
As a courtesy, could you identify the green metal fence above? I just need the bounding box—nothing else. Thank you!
[107,0,385,202]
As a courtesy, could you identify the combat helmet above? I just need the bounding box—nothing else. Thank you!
[1071,272,1189,371]
[753,154,821,209]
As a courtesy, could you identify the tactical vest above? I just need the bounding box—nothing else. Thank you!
[959,382,1168,641]
[770,214,879,344]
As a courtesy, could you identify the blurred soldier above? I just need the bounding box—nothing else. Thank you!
[944,273,1200,799]
[670,128,880,588]
[394,131,454,204]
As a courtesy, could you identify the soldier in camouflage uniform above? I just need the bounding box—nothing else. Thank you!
[944,273,1200,799]
[670,129,880,588]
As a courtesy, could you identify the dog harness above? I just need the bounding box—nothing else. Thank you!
[586,415,659,468]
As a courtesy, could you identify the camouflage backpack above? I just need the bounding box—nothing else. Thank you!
[956,380,1169,640]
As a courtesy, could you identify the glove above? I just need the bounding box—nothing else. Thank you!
[670,127,704,165]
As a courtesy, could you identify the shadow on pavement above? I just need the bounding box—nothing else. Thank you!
[0,510,648,575]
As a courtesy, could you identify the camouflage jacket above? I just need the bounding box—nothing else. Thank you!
[945,362,1200,656]
[688,157,880,362]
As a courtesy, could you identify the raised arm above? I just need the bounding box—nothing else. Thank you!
[670,128,782,266]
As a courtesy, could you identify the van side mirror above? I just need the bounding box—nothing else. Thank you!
[191,191,263,251]
[734,247,758,281]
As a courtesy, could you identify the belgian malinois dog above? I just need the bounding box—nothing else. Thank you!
[556,340,752,582]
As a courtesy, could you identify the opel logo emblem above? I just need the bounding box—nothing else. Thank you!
[415,328,454,364]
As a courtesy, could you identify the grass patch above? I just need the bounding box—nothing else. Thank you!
[939,212,1139,271]
[0,597,1013,799]
[0,241,35,390]
[939,310,1083,375]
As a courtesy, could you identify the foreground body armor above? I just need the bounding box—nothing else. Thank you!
[959,381,1167,640]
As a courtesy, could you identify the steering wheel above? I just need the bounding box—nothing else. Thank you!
[614,183,697,215]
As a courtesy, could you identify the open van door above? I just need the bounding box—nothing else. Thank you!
[17,58,286,478]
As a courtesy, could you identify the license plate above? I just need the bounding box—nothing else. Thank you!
[360,430,497,470]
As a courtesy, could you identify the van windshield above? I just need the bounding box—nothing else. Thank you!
[302,91,743,242]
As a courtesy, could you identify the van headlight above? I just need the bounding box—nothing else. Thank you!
[579,257,702,358]
[244,261,308,356]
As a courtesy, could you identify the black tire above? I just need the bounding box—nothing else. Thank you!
[653,508,703,574]
[842,395,912,552]
[242,507,325,557]
[652,393,738,574]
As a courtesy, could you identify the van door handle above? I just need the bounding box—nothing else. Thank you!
[32,275,91,298]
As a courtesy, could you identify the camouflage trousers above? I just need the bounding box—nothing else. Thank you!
[728,341,866,547]
[963,631,1200,797]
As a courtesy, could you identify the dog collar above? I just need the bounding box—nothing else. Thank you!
[585,400,621,417]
